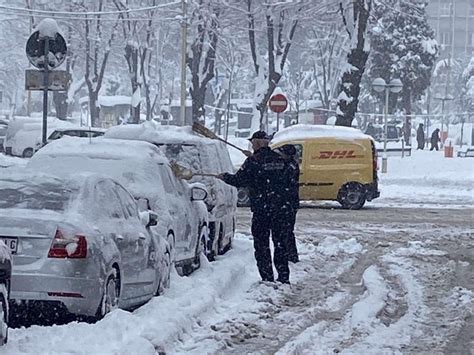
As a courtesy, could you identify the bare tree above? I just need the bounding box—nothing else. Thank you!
[247,0,303,131]
[83,1,119,127]
[187,0,220,123]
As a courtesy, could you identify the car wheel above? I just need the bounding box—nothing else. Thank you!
[337,182,366,210]
[97,271,120,319]
[0,283,8,345]
[22,148,34,158]
[237,188,250,207]
[155,252,171,296]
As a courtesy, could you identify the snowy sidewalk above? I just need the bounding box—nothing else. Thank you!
[375,149,474,208]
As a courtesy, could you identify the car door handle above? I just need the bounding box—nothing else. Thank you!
[112,233,124,241]
[138,234,147,241]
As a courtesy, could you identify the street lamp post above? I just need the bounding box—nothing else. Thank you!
[372,78,403,173]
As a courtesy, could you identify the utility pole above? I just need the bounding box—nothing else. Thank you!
[179,0,187,126]
[434,55,454,148]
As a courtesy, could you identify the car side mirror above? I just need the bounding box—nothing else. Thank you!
[139,211,158,227]
[191,186,207,201]
[136,197,150,212]
[147,211,158,227]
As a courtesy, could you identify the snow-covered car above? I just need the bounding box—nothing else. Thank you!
[0,171,169,318]
[0,240,11,345]
[105,123,237,258]
[27,137,209,274]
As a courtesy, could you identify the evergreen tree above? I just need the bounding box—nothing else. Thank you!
[369,0,438,115]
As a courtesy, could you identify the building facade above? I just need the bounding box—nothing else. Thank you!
[427,0,474,59]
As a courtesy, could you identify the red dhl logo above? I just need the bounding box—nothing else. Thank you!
[314,150,358,159]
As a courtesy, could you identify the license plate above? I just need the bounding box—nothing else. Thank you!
[0,237,18,254]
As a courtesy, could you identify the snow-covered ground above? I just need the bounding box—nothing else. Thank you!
[374,149,474,209]
[4,208,472,354]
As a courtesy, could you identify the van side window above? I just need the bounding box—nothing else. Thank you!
[294,144,303,165]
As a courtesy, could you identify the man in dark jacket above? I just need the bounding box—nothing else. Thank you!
[416,123,425,150]
[276,144,300,263]
[218,131,292,284]
[430,128,440,151]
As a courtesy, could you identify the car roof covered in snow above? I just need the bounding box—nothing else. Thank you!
[32,135,169,164]
[105,122,213,146]
[271,124,371,145]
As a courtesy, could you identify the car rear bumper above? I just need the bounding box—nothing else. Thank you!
[11,273,102,317]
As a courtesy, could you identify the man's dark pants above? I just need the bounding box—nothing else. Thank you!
[251,209,290,283]
[286,209,299,262]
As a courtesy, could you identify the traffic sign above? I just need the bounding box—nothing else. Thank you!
[269,93,288,113]
[26,30,67,69]
[25,69,71,91]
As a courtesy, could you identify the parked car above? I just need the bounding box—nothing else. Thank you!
[3,117,74,157]
[47,127,106,142]
[271,124,379,209]
[0,171,169,318]
[0,241,11,345]
[27,136,208,274]
[105,123,237,258]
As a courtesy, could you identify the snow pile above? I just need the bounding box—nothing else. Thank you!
[271,124,370,145]
[0,154,27,169]
[316,236,364,256]
[36,18,62,38]
[350,266,389,330]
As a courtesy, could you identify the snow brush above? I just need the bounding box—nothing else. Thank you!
[192,122,251,156]
[170,161,220,180]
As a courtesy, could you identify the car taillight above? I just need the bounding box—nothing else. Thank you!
[372,142,378,171]
[48,229,87,259]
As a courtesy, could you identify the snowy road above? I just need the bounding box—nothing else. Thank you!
[5,206,473,354]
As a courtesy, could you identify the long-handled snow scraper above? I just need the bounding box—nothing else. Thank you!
[192,122,251,156]
[170,161,221,180]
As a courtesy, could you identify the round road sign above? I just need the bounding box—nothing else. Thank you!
[26,31,67,69]
[269,93,288,113]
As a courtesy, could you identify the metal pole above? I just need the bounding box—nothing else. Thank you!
[382,87,389,173]
[276,112,280,132]
[225,70,233,141]
[42,38,49,146]
[179,0,187,126]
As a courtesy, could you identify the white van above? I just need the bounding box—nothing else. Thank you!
[4,117,73,157]
[105,123,237,259]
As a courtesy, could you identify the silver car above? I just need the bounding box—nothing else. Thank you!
[0,172,171,318]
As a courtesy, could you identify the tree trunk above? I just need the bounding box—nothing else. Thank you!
[335,0,371,127]
[53,92,68,120]
[402,88,412,144]
[89,92,100,127]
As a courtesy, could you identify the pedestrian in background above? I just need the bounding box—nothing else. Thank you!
[276,144,300,263]
[430,128,440,151]
[218,131,292,284]
[416,123,425,150]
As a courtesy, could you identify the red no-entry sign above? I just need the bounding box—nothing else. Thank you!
[269,93,288,113]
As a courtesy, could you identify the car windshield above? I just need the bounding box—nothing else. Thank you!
[0,180,75,211]
[160,143,201,172]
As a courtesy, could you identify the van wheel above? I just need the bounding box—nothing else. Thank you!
[0,283,8,345]
[337,182,366,210]
[237,188,250,207]
[22,148,34,158]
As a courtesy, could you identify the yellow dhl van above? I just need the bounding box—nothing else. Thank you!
[271,124,379,209]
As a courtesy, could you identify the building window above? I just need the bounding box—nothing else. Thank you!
[470,4,474,16]
[439,3,452,16]
[440,32,452,46]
